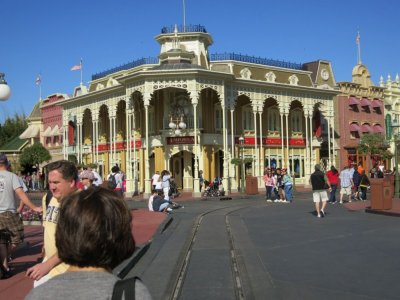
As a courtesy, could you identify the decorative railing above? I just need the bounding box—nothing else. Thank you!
[92,57,158,80]
[210,53,303,70]
[161,24,207,34]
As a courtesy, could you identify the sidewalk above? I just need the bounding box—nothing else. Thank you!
[0,209,167,300]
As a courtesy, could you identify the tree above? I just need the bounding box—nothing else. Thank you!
[358,133,392,168]
[19,143,51,171]
[0,113,27,147]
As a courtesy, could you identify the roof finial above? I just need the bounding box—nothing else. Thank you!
[173,24,180,50]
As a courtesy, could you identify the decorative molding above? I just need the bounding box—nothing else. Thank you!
[240,68,252,79]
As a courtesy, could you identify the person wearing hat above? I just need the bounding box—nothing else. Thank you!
[309,164,331,218]
[79,170,95,190]
[0,153,43,279]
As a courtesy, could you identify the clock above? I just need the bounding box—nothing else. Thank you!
[321,69,329,81]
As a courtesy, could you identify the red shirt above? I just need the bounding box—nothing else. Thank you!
[326,170,339,185]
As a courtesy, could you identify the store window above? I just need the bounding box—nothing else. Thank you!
[268,107,280,132]
[242,105,254,130]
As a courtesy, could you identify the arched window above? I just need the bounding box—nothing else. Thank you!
[215,105,222,130]
[242,105,254,130]
[291,109,302,133]
[268,107,280,132]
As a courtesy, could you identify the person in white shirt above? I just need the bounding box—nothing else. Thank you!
[89,168,103,187]
[151,171,160,191]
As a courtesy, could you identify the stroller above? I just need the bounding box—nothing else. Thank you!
[203,177,222,197]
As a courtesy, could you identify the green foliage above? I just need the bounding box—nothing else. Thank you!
[0,113,27,147]
[358,133,392,159]
[231,157,253,165]
[19,143,51,168]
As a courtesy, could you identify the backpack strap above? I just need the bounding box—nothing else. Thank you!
[45,190,53,208]
[112,276,138,300]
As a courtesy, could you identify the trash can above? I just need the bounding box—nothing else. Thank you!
[370,177,393,210]
[245,176,258,195]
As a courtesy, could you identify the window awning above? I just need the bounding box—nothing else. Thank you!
[360,98,370,107]
[19,125,40,139]
[50,125,60,136]
[361,124,372,133]
[349,123,360,132]
[42,126,53,137]
[373,124,384,133]
[348,97,360,105]
[371,100,382,109]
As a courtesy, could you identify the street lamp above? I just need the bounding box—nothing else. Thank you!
[239,136,245,194]
[12,153,17,171]
[0,73,11,101]
[392,119,400,198]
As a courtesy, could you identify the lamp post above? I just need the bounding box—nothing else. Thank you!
[0,73,11,101]
[12,153,17,172]
[239,136,245,194]
[392,119,400,198]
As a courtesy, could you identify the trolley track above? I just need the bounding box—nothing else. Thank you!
[169,202,263,300]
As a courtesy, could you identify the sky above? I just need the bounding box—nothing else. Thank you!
[1,0,400,123]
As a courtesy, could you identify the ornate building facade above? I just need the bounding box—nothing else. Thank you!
[336,64,385,170]
[58,25,338,196]
[380,74,400,169]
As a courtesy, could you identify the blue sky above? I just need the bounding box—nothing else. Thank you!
[1,0,399,123]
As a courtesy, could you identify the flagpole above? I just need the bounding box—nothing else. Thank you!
[183,0,186,31]
[356,31,362,64]
[80,58,83,86]
[39,83,42,100]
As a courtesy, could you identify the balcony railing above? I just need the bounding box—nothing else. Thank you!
[161,24,207,34]
[92,57,158,81]
[210,53,303,70]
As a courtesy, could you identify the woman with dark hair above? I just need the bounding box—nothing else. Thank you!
[326,165,339,204]
[26,187,152,299]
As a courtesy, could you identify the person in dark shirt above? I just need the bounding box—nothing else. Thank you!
[310,164,332,218]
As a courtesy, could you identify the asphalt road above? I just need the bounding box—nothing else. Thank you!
[128,192,400,300]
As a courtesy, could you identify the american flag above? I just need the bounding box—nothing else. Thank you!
[35,74,42,86]
[356,32,360,45]
[70,64,82,71]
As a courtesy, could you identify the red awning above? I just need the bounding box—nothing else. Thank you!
[360,98,370,107]
[373,124,384,133]
[349,123,360,132]
[361,124,372,133]
[348,97,360,105]
[371,100,382,109]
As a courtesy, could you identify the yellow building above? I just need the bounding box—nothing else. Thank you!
[59,24,338,197]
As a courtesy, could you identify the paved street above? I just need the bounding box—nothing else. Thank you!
[129,192,400,300]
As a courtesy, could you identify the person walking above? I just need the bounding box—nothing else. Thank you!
[151,171,160,192]
[0,154,42,279]
[161,170,171,201]
[358,170,370,201]
[339,166,353,204]
[326,166,339,203]
[310,164,331,218]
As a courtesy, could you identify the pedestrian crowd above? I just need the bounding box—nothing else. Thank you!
[149,170,182,213]
[0,154,152,299]
[262,167,293,203]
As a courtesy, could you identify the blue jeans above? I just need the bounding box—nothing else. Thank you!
[329,184,337,202]
[284,184,293,202]
[266,186,273,199]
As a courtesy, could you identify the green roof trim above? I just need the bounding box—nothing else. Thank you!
[0,136,29,152]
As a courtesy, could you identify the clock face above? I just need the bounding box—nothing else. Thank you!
[321,69,329,81]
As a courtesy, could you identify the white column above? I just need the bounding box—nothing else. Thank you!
[91,120,95,163]
[113,117,117,165]
[331,115,335,166]
[327,116,331,166]
[222,104,229,191]
[143,98,151,197]
[285,113,290,171]
[76,118,82,163]
[305,111,310,180]
[132,110,138,195]
[109,117,113,169]
[192,101,200,196]
[309,114,313,171]
[230,109,235,161]
[259,110,263,176]
[253,110,258,176]
[280,113,284,168]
